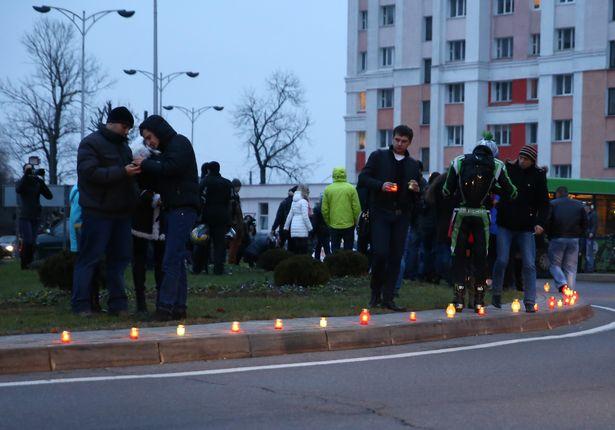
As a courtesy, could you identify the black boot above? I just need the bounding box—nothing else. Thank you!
[492,294,502,309]
[453,284,465,312]
[474,285,485,313]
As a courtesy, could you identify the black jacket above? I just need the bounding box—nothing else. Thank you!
[132,152,165,240]
[496,161,549,232]
[139,115,199,211]
[200,172,232,227]
[547,197,588,239]
[271,195,293,232]
[15,174,53,220]
[77,126,138,217]
[358,147,421,214]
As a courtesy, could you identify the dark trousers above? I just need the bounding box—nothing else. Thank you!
[158,208,197,312]
[71,213,131,313]
[132,236,165,311]
[209,224,227,275]
[288,237,309,254]
[330,227,355,252]
[313,234,331,260]
[18,218,38,269]
[370,208,410,303]
[452,216,488,287]
[191,241,210,274]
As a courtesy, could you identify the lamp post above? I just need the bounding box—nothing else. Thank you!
[124,70,199,115]
[163,105,223,145]
[33,5,135,140]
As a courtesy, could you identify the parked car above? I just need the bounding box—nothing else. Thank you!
[35,219,70,260]
[0,235,18,259]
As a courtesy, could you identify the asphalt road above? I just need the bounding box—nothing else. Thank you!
[1,281,614,430]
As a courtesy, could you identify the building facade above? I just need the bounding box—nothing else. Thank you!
[345,0,615,180]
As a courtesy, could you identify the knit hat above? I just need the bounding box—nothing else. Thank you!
[519,145,537,163]
[107,106,134,128]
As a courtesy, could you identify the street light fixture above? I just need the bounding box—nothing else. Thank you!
[162,104,224,145]
[32,5,135,140]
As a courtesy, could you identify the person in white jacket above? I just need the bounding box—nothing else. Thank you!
[283,185,313,254]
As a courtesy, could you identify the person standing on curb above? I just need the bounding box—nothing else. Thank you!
[322,167,361,252]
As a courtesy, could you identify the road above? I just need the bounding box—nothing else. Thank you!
[1,281,614,430]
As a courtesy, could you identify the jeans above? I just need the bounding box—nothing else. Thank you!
[18,218,38,269]
[548,238,579,290]
[434,243,453,286]
[395,227,412,292]
[158,208,197,312]
[132,237,165,309]
[585,239,595,273]
[491,226,537,305]
[72,213,131,313]
[404,227,421,279]
[330,227,355,252]
[209,224,227,275]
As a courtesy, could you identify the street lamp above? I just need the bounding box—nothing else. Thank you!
[33,5,135,140]
[123,69,199,115]
[163,105,223,145]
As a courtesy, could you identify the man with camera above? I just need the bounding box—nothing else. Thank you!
[15,162,53,269]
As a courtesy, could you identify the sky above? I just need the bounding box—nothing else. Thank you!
[0,0,348,184]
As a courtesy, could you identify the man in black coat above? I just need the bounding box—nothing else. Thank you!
[358,125,422,311]
[72,106,139,316]
[271,185,298,248]
[15,164,53,269]
[135,115,199,321]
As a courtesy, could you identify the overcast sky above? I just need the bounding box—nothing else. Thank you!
[0,0,347,184]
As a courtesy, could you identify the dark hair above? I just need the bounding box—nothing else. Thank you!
[393,125,413,140]
[428,171,440,184]
[425,172,447,206]
[209,161,220,174]
[231,178,242,188]
[555,186,568,197]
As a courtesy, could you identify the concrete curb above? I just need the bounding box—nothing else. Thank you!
[576,273,615,283]
[0,304,594,375]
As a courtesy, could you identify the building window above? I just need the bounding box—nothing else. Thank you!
[530,34,540,56]
[448,83,465,103]
[449,0,467,18]
[533,0,541,9]
[360,10,368,30]
[380,5,395,27]
[379,129,393,148]
[495,0,515,15]
[492,81,512,102]
[554,119,572,141]
[378,89,393,108]
[608,141,615,168]
[424,58,432,83]
[420,147,430,168]
[425,16,432,41]
[490,124,511,146]
[447,126,464,146]
[358,91,366,112]
[610,41,615,69]
[558,0,574,3]
[259,203,269,231]
[358,131,366,150]
[359,51,367,72]
[608,88,615,115]
[380,47,394,68]
[421,100,431,125]
[495,37,514,59]
[528,123,538,144]
[448,40,466,61]
[556,28,575,51]
[553,164,571,178]
[528,78,539,100]
[554,74,573,95]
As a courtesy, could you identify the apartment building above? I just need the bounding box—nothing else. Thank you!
[345,0,615,180]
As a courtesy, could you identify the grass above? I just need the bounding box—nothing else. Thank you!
[0,260,520,335]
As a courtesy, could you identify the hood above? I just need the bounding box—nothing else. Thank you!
[292,191,303,202]
[332,167,347,182]
[138,115,177,148]
[474,139,498,158]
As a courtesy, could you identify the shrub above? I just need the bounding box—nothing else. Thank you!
[324,250,369,277]
[38,250,76,291]
[257,248,293,271]
[274,255,331,287]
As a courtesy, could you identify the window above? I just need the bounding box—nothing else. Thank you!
[379,129,393,148]
[492,81,512,102]
[558,0,574,3]
[608,141,615,168]
[378,89,393,108]
[533,0,541,9]
[490,124,511,146]
[425,16,432,41]
[381,5,395,27]
[358,91,366,112]
[421,100,431,125]
[528,78,539,100]
[358,131,366,150]
[258,203,269,231]
[359,51,367,72]
[360,10,368,30]
[553,165,571,178]
[608,88,615,115]
[380,47,394,68]
[554,74,573,95]
[420,148,430,168]
[528,123,538,144]
[556,28,575,51]
[424,58,432,83]
[449,0,466,18]
[447,126,464,146]
[495,37,514,59]
[448,40,466,61]
[610,41,615,69]
[448,83,465,103]
[554,119,572,141]
[530,34,540,56]
[495,0,515,15]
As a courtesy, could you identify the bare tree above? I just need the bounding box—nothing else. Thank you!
[89,100,141,142]
[233,71,313,184]
[0,19,111,184]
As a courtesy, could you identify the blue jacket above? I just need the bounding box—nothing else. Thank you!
[69,185,82,252]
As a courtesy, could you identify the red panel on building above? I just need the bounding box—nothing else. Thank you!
[512,79,527,104]
[356,151,366,172]
[499,123,526,162]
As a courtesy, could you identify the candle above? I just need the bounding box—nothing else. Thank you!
[176,324,186,337]
[319,317,328,328]
[129,327,139,340]
[557,299,563,308]
[534,303,539,311]
[446,303,456,318]
[274,319,284,330]
[231,321,240,333]
[511,299,521,313]
[61,330,71,344]
[359,308,371,325]
[544,282,550,292]
[409,312,417,322]
[477,306,486,316]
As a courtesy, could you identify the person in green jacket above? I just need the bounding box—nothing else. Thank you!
[322,167,362,251]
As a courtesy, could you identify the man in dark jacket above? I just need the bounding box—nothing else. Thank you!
[271,185,298,248]
[72,106,139,316]
[547,186,588,292]
[491,145,549,310]
[135,115,199,321]
[358,124,421,311]
[15,164,53,269]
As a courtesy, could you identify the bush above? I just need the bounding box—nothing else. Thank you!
[274,255,331,287]
[257,248,293,271]
[324,250,369,277]
[38,250,76,291]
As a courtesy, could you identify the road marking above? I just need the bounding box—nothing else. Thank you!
[1,305,614,389]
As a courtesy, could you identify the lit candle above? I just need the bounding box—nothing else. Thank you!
[409,312,417,322]
[511,299,521,313]
[129,327,139,340]
[231,321,240,333]
[446,303,456,318]
[544,282,550,292]
[319,317,327,328]
[534,303,539,312]
[176,324,186,337]
[61,330,71,344]
[570,296,576,306]
[359,308,371,325]
[564,297,570,306]
[557,299,563,308]
[477,306,486,316]
[274,319,284,330]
